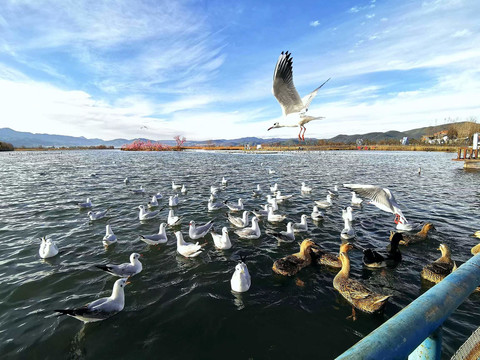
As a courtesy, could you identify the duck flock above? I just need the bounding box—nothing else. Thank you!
[40,167,480,326]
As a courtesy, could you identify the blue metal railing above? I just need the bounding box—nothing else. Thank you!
[336,254,480,360]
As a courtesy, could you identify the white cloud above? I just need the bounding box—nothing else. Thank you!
[310,20,320,27]
[452,29,472,38]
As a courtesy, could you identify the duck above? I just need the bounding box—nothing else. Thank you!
[224,198,244,212]
[351,192,363,206]
[292,214,308,232]
[147,195,159,209]
[102,224,118,246]
[333,251,392,320]
[95,253,143,277]
[362,232,403,268]
[176,231,204,258]
[139,223,168,245]
[88,209,109,221]
[210,227,232,250]
[311,206,324,221]
[315,194,332,209]
[227,211,250,228]
[138,205,159,221]
[267,206,286,223]
[167,209,182,226]
[474,230,480,239]
[231,259,251,292]
[234,216,261,240]
[189,220,214,240]
[301,182,312,193]
[471,242,480,256]
[272,239,319,276]
[78,198,92,209]
[39,237,59,259]
[341,218,355,240]
[267,222,295,242]
[312,242,353,268]
[421,243,456,284]
[54,278,129,323]
[399,223,435,245]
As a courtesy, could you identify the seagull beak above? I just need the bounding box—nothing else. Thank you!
[125,280,131,285]
[267,126,273,131]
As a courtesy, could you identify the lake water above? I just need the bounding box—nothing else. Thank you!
[0,149,479,359]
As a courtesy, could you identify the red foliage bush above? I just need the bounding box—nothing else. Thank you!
[121,140,173,151]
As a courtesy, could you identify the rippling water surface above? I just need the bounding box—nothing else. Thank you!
[1,150,479,359]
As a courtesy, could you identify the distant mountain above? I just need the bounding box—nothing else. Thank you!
[0,122,471,148]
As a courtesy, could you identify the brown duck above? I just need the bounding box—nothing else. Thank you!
[399,223,435,245]
[333,251,391,320]
[272,239,319,276]
[312,242,353,268]
[421,243,456,284]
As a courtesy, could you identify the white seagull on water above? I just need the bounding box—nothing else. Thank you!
[103,224,118,246]
[95,253,143,278]
[39,237,59,259]
[139,223,168,245]
[268,51,330,141]
[54,278,129,323]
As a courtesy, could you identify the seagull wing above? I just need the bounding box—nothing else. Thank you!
[272,51,304,116]
[344,184,397,214]
[301,78,330,111]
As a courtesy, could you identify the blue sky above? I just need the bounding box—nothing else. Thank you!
[0,0,479,141]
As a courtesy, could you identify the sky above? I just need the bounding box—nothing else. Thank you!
[0,0,479,141]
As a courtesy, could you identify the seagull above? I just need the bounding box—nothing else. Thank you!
[172,181,182,191]
[221,177,228,186]
[95,253,143,277]
[167,209,182,226]
[268,169,276,174]
[210,227,232,250]
[169,194,179,207]
[275,191,293,202]
[138,205,159,221]
[155,192,163,199]
[328,185,339,198]
[132,185,145,194]
[181,184,187,194]
[344,184,412,231]
[267,206,286,223]
[175,231,204,258]
[315,194,332,209]
[267,222,295,242]
[234,216,261,239]
[88,209,109,221]
[341,218,355,240]
[147,195,159,209]
[189,220,214,240]
[351,192,363,206]
[210,185,220,195]
[224,198,244,212]
[301,182,312,193]
[39,237,59,259]
[231,259,251,293]
[342,207,353,222]
[270,183,279,193]
[268,51,330,141]
[292,214,308,232]
[78,198,92,209]
[227,211,250,228]
[311,206,324,221]
[124,177,130,184]
[102,224,117,246]
[252,204,270,218]
[208,196,225,211]
[252,184,263,197]
[139,223,168,245]
[54,278,129,323]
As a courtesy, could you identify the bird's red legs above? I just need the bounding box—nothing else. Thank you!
[300,126,306,141]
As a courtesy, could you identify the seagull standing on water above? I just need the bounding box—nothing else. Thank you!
[54,278,129,323]
[268,51,330,141]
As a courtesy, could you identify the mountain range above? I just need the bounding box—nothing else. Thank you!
[0,122,465,148]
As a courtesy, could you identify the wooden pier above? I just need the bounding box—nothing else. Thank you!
[453,148,480,169]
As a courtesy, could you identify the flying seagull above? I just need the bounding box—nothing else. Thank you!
[268,51,330,141]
